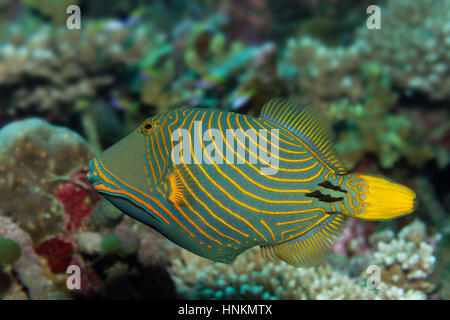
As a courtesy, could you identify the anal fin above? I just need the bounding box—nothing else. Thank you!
[260,214,346,268]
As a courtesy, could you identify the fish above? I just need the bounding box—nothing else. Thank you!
[87,99,416,267]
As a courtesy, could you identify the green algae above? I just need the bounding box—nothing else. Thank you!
[0,237,21,265]
[101,234,121,255]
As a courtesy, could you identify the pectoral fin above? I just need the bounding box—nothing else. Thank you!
[164,165,194,206]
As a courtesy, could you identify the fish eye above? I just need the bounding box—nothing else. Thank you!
[140,119,156,135]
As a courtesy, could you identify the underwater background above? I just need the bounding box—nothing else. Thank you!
[0,0,448,300]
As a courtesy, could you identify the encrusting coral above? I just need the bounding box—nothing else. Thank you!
[0,118,95,244]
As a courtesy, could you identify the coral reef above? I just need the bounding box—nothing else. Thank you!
[373,220,437,294]
[23,0,79,25]
[169,220,436,300]
[0,0,448,301]
[0,119,179,300]
[35,236,74,274]
[0,18,149,115]
[327,69,444,170]
[0,118,94,244]
[0,216,59,299]
[54,168,101,232]
[357,0,450,101]
[281,37,364,107]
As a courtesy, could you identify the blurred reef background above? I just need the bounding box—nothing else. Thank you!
[0,0,449,300]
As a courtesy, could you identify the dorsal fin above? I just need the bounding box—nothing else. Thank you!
[259,98,346,174]
[260,214,346,268]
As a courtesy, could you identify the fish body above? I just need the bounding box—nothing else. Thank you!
[88,99,416,267]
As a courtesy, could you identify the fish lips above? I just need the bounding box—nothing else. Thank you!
[87,157,110,195]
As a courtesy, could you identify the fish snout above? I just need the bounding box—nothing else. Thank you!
[87,157,102,189]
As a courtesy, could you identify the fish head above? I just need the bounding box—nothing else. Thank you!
[87,114,171,228]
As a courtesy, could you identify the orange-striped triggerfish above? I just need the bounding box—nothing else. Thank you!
[88,99,416,267]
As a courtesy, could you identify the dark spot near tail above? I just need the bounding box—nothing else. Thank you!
[305,190,344,203]
[319,181,347,193]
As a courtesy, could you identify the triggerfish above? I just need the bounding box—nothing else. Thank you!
[87,99,416,267]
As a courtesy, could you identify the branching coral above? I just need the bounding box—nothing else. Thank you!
[228,42,288,115]
[182,15,252,80]
[174,15,260,108]
[169,220,436,300]
[0,17,152,123]
[327,67,441,169]
[357,0,450,101]
[23,0,79,25]
[281,36,364,106]
[373,220,436,294]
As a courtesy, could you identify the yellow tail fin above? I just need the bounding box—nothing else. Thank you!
[351,174,416,220]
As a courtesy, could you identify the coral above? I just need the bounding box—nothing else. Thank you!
[169,220,436,300]
[333,219,375,257]
[228,42,288,115]
[175,15,259,108]
[182,16,250,79]
[24,0,79,25]
[217,0,272,43]
[74,231,103,255]
[0,15,154,137]
[373,220,436,294]
[281,36,364,107]
[0,216,57,299]
[138,14,282,114]
[35,236,74,274]
[54,168,101,232]
[357,0,450,101]
[327,69,439,169]
[137,222,181,267]
[0,118,93,244]
[0,237,21,265]
[139,54,184,114]
[113,217,140,257]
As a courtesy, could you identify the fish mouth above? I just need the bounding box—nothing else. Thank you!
[87,156,170,226]
[87,156,122,196]
[87,157,104,191]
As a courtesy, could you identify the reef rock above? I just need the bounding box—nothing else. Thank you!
[0,118,94,245]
